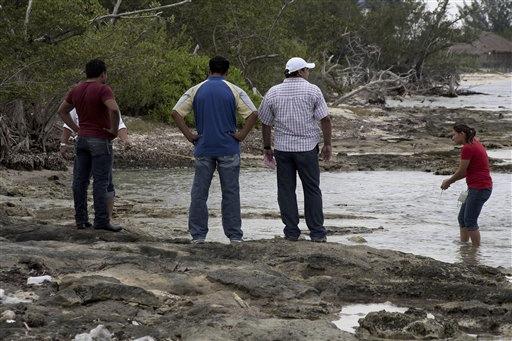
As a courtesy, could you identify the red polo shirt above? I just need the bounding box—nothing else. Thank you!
[461,139,493,189]
[65,81,114,140]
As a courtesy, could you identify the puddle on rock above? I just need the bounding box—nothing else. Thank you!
[332,302,409,334]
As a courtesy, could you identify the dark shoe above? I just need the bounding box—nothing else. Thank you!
[76,222,92,230]
[311,236,327,243]
[284,236,299,241]
[93,224,122,232]
[191,238,206,244]
[230,239,243,244]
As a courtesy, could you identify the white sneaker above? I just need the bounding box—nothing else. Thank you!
[230,239,243,244]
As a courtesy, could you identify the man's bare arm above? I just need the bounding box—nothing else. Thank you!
[104,98,120,137]
[233,112,258,142]
[320,116,332,161]
[171,110,198,143]
[60,127,72,144]
[57,101,79,133]
[262,123,272,148]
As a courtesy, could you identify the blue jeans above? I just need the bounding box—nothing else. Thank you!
[188,154,242,240]
[73,136,113,227]
[274,146,326,240]
[458,188,492,230]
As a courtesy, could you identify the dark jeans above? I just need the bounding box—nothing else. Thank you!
[73,136,113,227]
[458,188,492,230]
[188,154,242,241]
[274,146,326,240]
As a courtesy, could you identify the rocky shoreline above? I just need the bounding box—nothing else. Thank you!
[0,166,512,340]
[113,105,512,173]
[1,221,512,340]
[2,105,511,173]
[1,102,511,340]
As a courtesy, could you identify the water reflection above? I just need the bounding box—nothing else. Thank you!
[457,243,482,266]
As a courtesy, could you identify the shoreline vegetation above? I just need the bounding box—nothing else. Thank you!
[1,0,511,338]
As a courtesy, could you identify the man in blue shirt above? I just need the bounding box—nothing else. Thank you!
[171,56,258,244]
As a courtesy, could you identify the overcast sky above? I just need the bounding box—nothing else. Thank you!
[423,0,475,17]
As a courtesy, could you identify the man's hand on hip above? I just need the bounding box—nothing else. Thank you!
[187,133,199,144]
[231,131,245,142]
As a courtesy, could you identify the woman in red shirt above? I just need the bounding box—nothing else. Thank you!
[441,124,492,247]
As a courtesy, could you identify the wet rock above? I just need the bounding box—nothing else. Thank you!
[207,268,317,299]
[357,309,462,339]
[435,300,508,317]
[1,224,511,339]
[53,275,160,307]
[348,236,368,243]
[0,223,152,243]
[325,225,380,236]
[74,324,112,341]
[180,318,356,341]
[434,168,453,175]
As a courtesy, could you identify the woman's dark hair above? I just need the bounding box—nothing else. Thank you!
[453,123,476,143]
[85,59,107,78]
[209,56,230,74]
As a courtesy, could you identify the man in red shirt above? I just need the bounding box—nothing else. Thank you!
[57,59,122,232]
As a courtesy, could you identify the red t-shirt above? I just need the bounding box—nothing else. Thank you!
[461,140,492,189]
[65,81,114,140]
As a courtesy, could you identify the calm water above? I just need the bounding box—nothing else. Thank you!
[116,169,512,269]
[386,77,512,111]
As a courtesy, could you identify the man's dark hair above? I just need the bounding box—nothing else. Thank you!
[85,59,107,78]
[284,68,305,78]
[209,56,230,74]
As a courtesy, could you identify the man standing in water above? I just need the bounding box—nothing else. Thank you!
[171,56,258,244]
[259,57,332,242]
[57,59,122,232]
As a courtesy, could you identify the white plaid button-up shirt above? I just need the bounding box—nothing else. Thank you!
[258,77,329,152]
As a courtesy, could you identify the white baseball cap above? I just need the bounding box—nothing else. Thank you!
[285,57,315,73]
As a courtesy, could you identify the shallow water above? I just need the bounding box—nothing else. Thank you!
[115,169,512,269]
[488,149,512,165]
[386,77,512,111]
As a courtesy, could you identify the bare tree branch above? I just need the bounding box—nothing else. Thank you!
[247,54,279,64]
[24,0,34,39]
[91,0,192,23]
[110,0,123,24]
[268,0,295,40]
[332,69,415,105]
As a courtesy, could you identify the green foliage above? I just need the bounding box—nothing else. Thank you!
[0,0,502,139]
[0,0,254,131]
[459,0,512,39]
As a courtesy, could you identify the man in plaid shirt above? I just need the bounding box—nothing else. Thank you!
[259,57,332,242]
